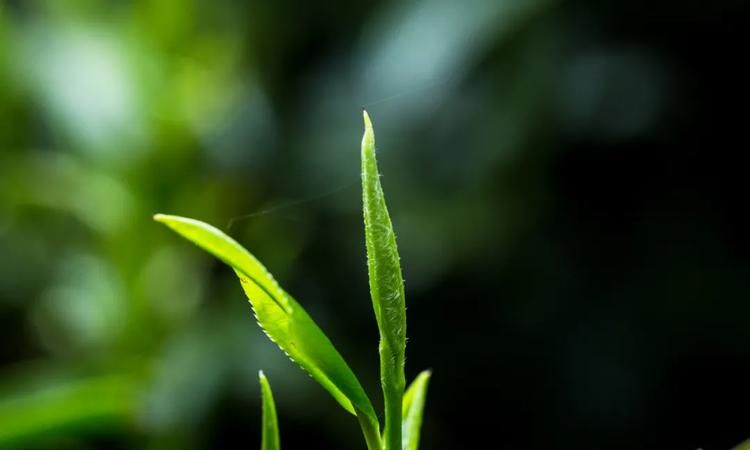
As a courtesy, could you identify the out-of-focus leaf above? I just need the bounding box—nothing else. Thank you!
[361,110,407,450]
[0,374,139,447]
[402,370,431,450]
[259,371,280,450]
[732,438,750,450]
[153,214,379,430]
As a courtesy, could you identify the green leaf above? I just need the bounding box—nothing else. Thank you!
[402,371,431,450]
[361,110,407,450]
[259,371,280,450]
[153,214,379,433]
[0,373,139,447]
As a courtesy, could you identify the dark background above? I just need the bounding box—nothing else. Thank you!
[1,1,749,449]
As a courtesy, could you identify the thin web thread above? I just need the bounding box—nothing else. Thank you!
[226,180,358,230]
[360,77,455,110]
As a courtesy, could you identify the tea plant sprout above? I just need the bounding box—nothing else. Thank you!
[154,111,430,450]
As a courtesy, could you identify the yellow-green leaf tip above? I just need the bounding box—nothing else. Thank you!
[362,110,374,149]
[362,109,372,129]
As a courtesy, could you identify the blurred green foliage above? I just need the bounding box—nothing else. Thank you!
[1,0,748,449]
[0,2,552,447]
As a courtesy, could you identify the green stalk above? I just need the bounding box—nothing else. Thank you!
[361,110,406,450]
[357,408,383,450]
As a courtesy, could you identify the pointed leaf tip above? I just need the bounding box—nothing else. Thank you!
[402,370,432,450]
[362,109,371,125]
[259,373,280,450]
[362,110,374,149]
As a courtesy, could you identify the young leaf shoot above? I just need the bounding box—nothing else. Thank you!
[402,370,432,450]
[259,371,280,450]
[153,214,381,450]
[154,112,427,450]
[361,110,407,450]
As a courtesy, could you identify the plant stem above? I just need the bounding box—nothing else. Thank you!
[381,343,405,450]
[357,409,383,450]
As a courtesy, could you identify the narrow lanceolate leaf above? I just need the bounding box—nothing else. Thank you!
[153,214,380,437]
[361,110,407,450]
[402,371,431,450]
[259,371,280,450]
